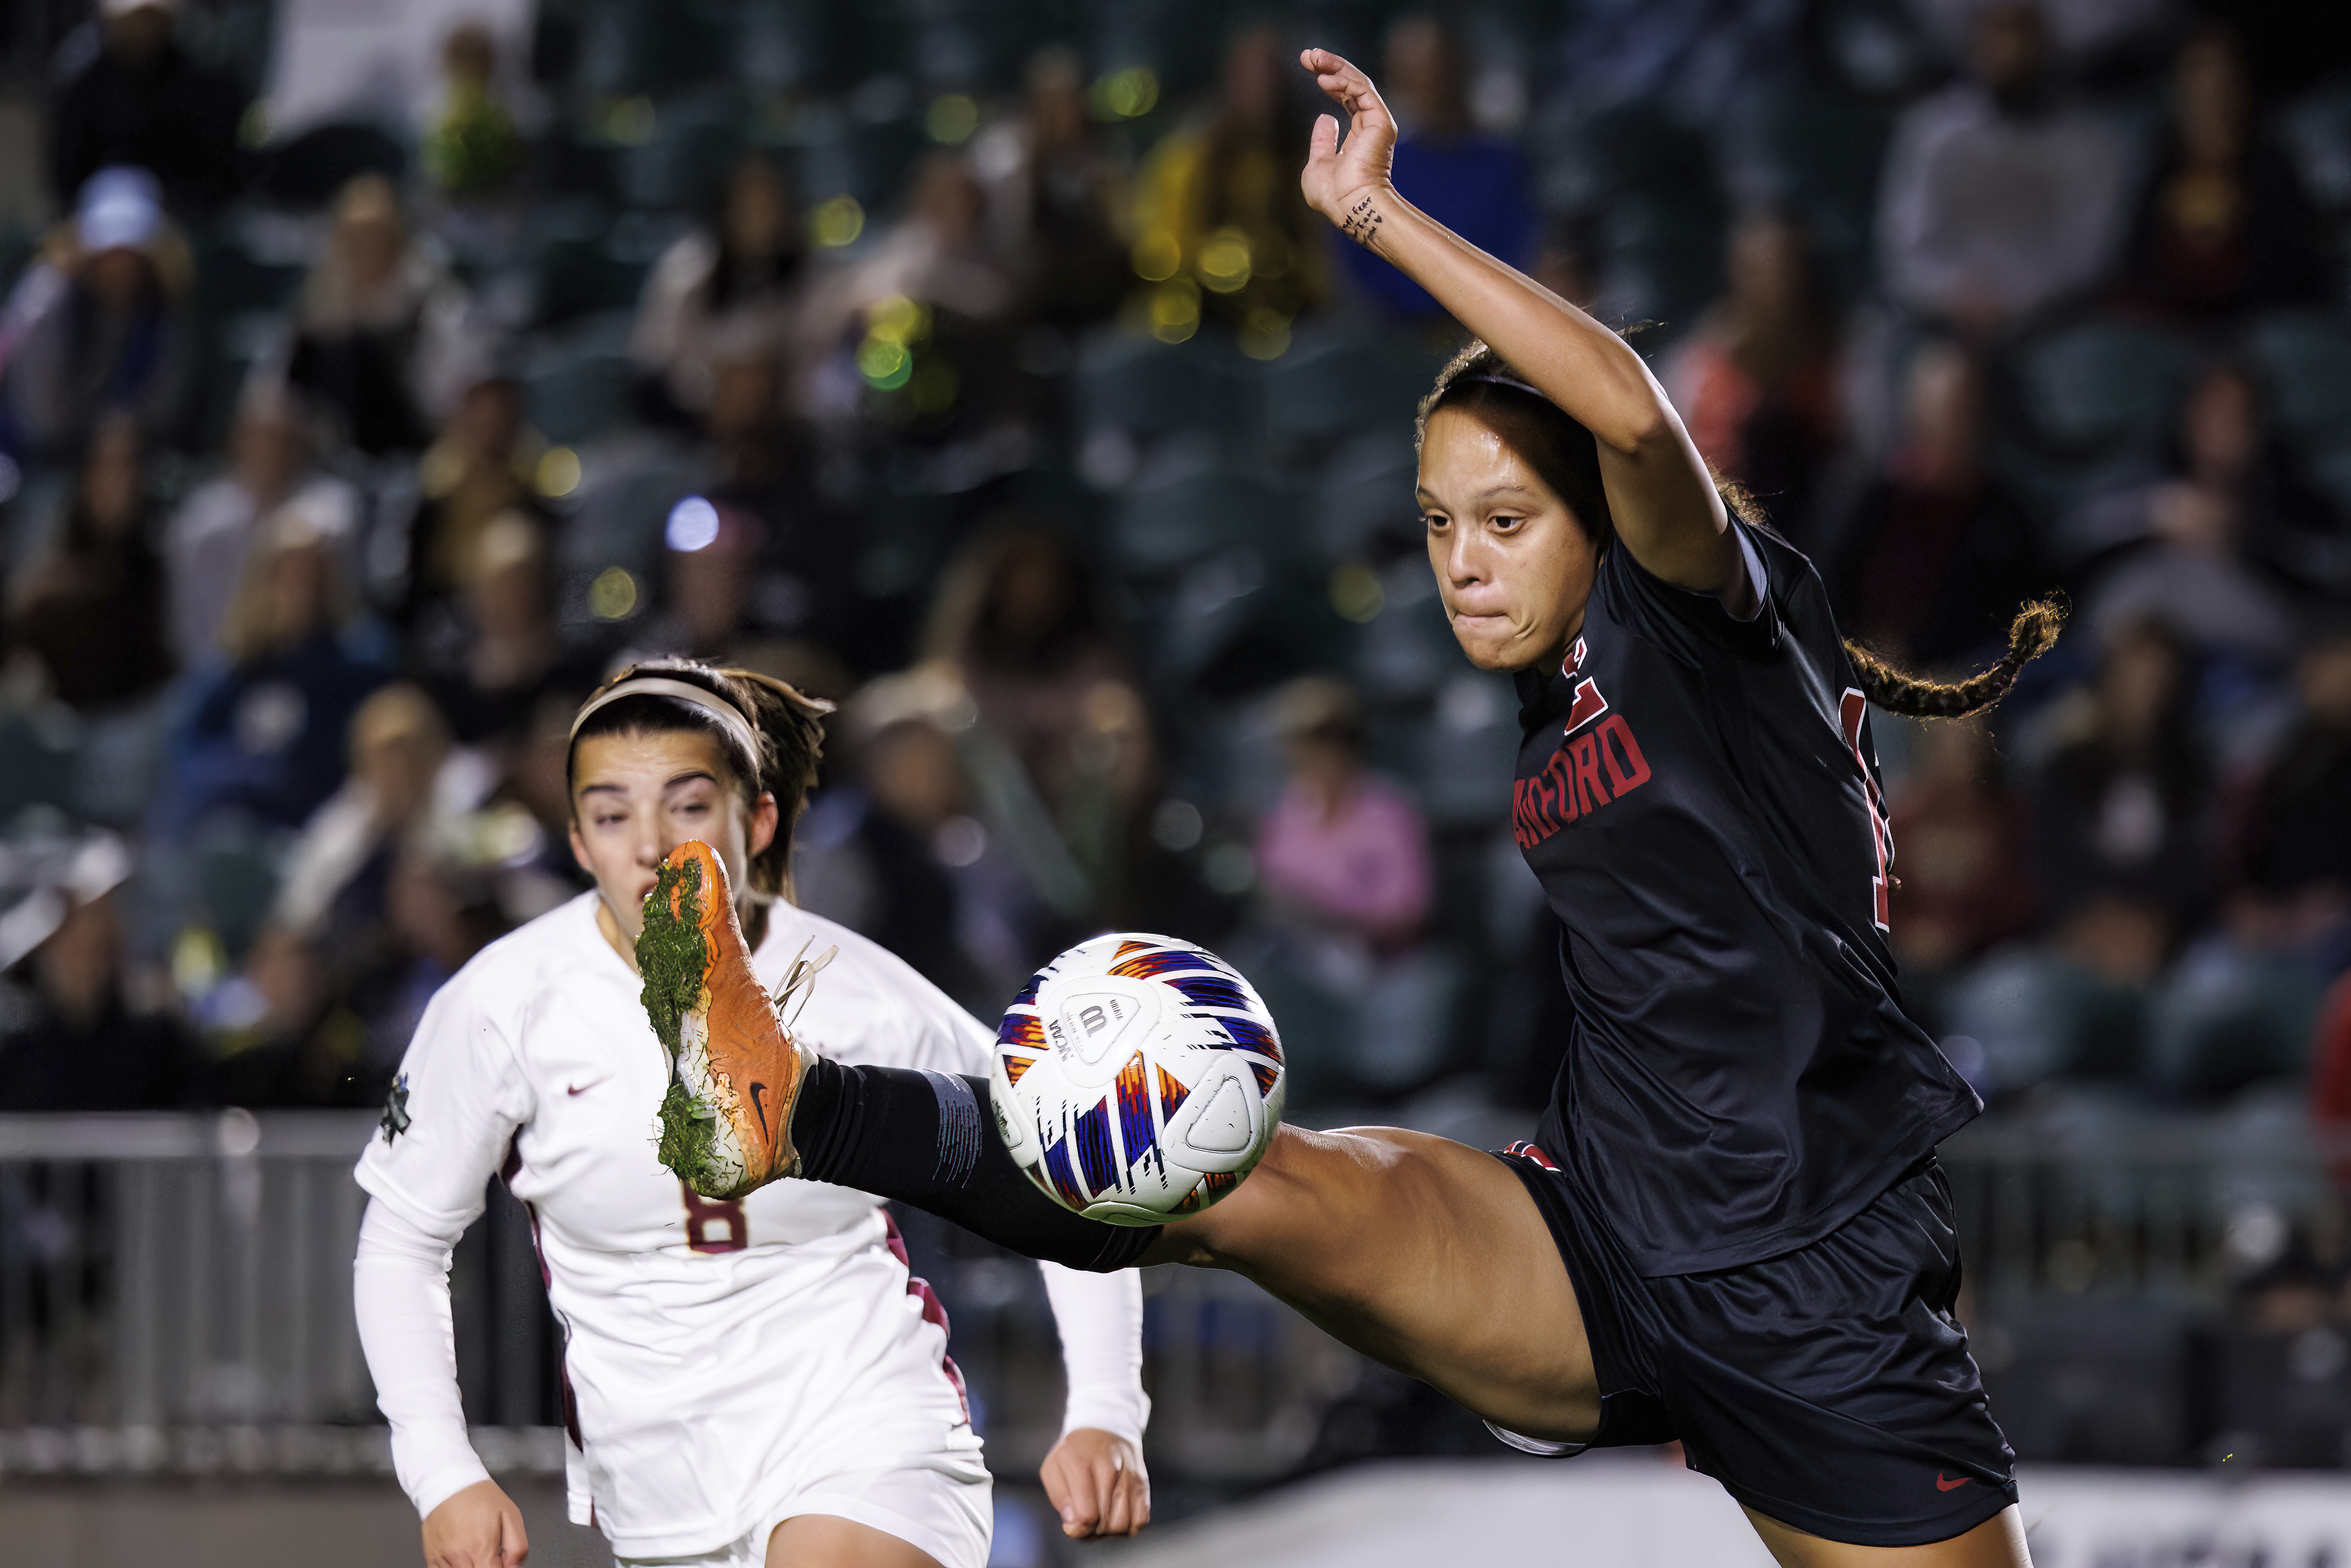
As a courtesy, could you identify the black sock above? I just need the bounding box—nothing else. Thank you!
[792,1058,1161,1272]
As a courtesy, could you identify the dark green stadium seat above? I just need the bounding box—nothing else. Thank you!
[1257,331,1411,445]
[1114,465,1294,574]
[524,313,639,448]
[0,713,78,822]
[256,123,407,209]
[2010,319,2202,459]
[2242,310,2351,446]
[1075,331,1218,439]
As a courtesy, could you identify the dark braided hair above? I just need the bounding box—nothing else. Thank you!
[1843,600,2065,719]
[1419,340,2064,719]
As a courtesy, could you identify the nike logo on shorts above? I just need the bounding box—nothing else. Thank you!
[748,1081,770,1138]
[567,1077,612,1096]
[1935,1472,1971,1492]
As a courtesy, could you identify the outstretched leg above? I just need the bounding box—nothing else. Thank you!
[784,1063,2026,1566]
[1149,1124,1601,1441]
[1747,1504,2031,1568]
[787,1057,1600,1439]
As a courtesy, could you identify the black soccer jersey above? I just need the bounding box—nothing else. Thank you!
[1511,520,1980,1277]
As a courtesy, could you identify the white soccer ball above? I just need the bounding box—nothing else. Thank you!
[989,933,1285,1226]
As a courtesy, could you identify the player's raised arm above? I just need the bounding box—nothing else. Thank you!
[1296,47,1745,606]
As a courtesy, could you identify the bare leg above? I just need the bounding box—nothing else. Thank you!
[1148,1127,2024,1567]
[765,1515,946,1568]
[1148,1124,1602,1440]
[1746,1504,2031,1568]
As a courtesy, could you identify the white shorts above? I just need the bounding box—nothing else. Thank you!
[612,1455,993,1568]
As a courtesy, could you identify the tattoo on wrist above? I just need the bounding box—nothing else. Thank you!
[1339,193,1383,249]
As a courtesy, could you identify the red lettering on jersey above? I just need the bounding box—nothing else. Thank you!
[681,1181,748,1253]
[1838,689,1894,932]
[1563,676,1610,734]
[1569,732,1608,813]
[1597,715,1652,795]
[1515,715,1653,850]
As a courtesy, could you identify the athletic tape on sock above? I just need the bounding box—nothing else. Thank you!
[920,1070,983,1187]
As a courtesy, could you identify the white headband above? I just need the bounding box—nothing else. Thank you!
[569,676,761,760]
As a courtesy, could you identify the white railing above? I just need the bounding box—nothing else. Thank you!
[0,1110,563,1478]
[2,1105,2338,1478]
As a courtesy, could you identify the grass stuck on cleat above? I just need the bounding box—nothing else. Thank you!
[637,841,830,1201]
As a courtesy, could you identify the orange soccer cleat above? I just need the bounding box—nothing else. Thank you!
[638,841,831,1199]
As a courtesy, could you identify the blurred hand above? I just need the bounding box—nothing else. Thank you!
[1040,1427,1151,1539]
[1297,48,1399,236]
[422,1479,529,1568]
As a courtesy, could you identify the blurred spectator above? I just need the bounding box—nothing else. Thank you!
[2225,629,2351,905]
[1884,717,2037,1021]
[1831,339,2050,663]
[1,167,188,465]
[1877,1,2134,330]
[1131,25,1329,341]
[47,0,246,222]
[973,47,1132,329]
[205,924,368,1107]
[2314,969,2351,1185]
[2033,616,2209,928]
[800,154,1031,463]
[1662,211,1842,536]
[633,154,807,424]
[491,688,597,916]
[418,22,527,203]
[646,494,774,664]
[6,415,176,713]
[1241,677,1443,1104]
[2081,364,2307,671]
[159,509,388,834]
[355,835,507,1088]
[413,503,602,747]
[794,670,1015,1013]
[1948,888,2170,1091]
[271,682,477,950]
[643,356,848,663]
[1254,678,1432,950]
[163,380,358,666]
[1337,17,1533,324]
[920,526,1154,941]
[805,154,1018,342]
[412,510,596,747]
[285,175,469,456]
[2113,26,2325,323]
[401,372,546,626]
[0,829,194,1110]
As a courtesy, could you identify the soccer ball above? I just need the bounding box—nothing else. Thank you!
[990,933,1284,1226]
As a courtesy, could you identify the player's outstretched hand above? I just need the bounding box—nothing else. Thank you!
[1040,1426,1151,1539]
[422,1478,529,1568]
[1297,47,1397,239]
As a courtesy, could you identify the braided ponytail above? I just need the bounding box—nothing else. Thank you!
[1844,600,2065,719]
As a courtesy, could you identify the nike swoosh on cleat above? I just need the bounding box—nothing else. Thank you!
[1935,1473,1971,1492]
[748,1081,770,1138]
[567,1077,613,1097]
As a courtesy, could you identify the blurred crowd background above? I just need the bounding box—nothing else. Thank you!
[2,0,2351,1497]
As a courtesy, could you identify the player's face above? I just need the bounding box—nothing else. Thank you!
[1417,408,1600,673]
[568,729,778,941]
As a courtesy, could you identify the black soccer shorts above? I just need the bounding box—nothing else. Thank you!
[1494,1144,2019,1548]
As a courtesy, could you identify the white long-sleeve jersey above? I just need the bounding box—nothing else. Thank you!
[353,892,1146,1560]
